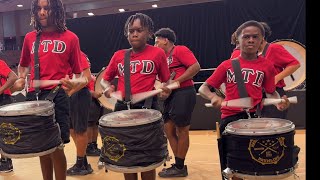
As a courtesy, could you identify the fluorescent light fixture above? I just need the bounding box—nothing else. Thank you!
[119,8,125,12]
[88,12,94,16]
[152,4,158,8]
[17,4,23,7]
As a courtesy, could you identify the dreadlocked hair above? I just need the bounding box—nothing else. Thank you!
[259,22,272,41]
[30,0,67,32]
[124,13,154,37]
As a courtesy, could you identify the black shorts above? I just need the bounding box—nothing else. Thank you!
[0,94,13,106]
[261,87,288,119]
[88,98,103,127]
[69,87,91,133]
[26,88,71,144]
[162,86,196,127]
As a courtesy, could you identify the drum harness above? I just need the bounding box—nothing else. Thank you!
[33,31,61,102]
[231,58,260,118]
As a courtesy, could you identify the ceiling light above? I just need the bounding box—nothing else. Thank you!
[88,12,94,16]
[17,4,23,8]
[119,8,125,12]
[152,4,158,8]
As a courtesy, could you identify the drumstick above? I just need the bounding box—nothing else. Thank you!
[31,78,87,88]
[131,81,180,104]
[262,96,298,106]
[204,97,252,108]
[109,91,123,101]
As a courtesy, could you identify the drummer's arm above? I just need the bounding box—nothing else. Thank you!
[0,71,18,94]
[11,65,29,92]
[275,64,300,85]
[199,82,223,108]
[66,68,91,96]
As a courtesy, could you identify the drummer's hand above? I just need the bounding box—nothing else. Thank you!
[60,75,74,96]
[211,95,223,109]
[159,86,172,100]
[11,78,26,92]
[103,85,115,98]
[276,95,290,111]
[92,90,103,99]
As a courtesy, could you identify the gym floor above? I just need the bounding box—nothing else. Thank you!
[0,130,305,180]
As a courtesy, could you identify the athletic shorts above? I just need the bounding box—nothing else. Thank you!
[0,94,13,106]
[162,86,196,127]
[26,88,71,144]
[69,87,91,133]
[88,98,103,127]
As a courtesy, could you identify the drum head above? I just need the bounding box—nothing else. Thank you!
[99,109,162,127]
[225,118,295,136]
[94,68,118,111]
[271,39,306,91]
[0,100,54,116]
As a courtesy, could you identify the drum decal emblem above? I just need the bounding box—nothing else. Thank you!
[102,135,126,162]
[248,137,286,165]
[0,123,21,145]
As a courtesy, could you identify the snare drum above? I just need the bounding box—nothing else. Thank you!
[99,109,168,173]
[222,118,300,179]
[0,101,62,158]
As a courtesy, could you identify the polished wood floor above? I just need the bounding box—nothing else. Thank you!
[0,130,305,180]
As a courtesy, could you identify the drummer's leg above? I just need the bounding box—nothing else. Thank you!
[51,148,67,180]
[141,169,156,180]
[124,173,138,180]
[39,154,54,180]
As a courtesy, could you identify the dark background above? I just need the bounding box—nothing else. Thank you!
[66,0,306,130]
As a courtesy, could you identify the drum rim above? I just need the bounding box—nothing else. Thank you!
[231,164,297,180]
[104,158,166,173]
[0,100,54,116]
[99,109,162,127]
[224,118,295,136]
[271,39,306,48]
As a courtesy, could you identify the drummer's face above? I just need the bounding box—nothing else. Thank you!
[127,19,149,50]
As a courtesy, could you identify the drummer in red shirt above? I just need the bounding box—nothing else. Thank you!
[100,13,171,180]
[0,58,18,173]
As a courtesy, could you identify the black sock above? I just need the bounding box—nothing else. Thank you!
[175,157,185,169]
[76,156,85,167]
[83,155,88,166]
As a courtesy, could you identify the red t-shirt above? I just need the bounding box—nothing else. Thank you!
[87,75,95,91]
[19,30,82,91]
[167,45,198,88]
[103,44,170,97]
[230,48,240,59]
[206,56,276,119]
[68,51,91,79]
[0,60,12,95]
[264,43,300,88]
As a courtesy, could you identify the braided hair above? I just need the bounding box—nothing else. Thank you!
[124,13,154,38]
[30,0,67,32]
[260,22,272,41]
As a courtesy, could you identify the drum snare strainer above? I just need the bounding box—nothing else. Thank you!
[222,118,300,179]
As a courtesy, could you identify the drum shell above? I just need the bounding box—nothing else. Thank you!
[223,130,298,175]
[99,118,168,167]
[0,114,62,158]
